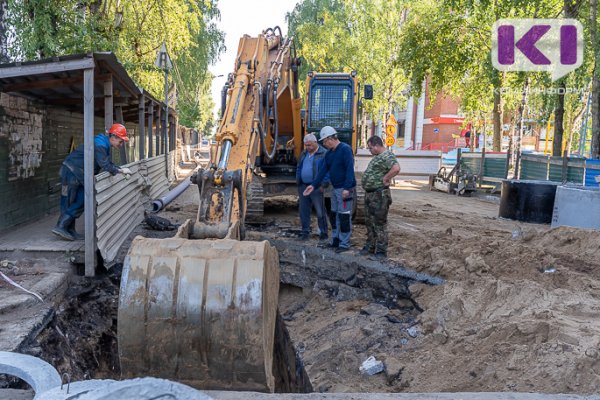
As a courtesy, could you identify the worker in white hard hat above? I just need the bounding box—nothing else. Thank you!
[303,126,356,253]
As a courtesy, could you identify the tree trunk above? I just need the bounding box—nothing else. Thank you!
[0,0,9,63]
[553,80,566,156]
[492,70,502,152]
[514,76,530,178]
[555,0,580,157]
[592,0,600,158]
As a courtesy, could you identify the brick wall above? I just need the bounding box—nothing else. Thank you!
[0,92,105,231]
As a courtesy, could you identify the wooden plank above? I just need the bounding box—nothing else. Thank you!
[84,67,97,277]
[104,77,113,132]
[2,76,83,92]
[138,94,146,159]
[147,103,154,157]
[0,57,95,78]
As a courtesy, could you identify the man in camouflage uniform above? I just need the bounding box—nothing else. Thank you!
[360,136,400,260]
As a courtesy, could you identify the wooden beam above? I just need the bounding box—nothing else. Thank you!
[148,103,154,157]
[83,67,97,277]
[115,105,128,164]
[104,77,113,132]
[1,76,83,92]
[139,93,146,159]
[0,57,95,79]
[44,96,129,106]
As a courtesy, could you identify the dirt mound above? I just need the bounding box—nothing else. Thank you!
[277,183,600,394]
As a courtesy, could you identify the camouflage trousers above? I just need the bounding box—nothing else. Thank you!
[364,188,392,254]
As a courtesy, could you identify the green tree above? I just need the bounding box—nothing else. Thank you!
[287,0,408,127]
[6,0,224,132]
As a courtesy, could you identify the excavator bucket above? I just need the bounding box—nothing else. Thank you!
[118,234,280,392]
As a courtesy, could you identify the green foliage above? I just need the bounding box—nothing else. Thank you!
[287,0,408,121]
[6,0,224,132]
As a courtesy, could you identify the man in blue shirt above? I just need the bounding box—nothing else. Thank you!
[303,126,356,253]
[52,123,132,241]
[296,133,329,242]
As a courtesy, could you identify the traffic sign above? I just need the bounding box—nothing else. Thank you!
[386,114,397,126]
[385,136,395,146]
[386,125,396,136]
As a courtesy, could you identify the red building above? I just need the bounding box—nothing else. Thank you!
[396,80,464,152]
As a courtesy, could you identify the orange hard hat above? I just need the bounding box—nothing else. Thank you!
[108,123,128,141]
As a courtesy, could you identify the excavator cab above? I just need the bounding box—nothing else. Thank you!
[304,72,360,153]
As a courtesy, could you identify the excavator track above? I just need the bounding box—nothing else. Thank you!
[118,234,280,392]
[245,179,265,223]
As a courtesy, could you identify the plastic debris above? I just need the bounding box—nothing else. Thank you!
[359,356,384,375]
[0,271,43,302]
[407,326,418,338]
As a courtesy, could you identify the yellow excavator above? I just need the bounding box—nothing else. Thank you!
[118,27,370,392]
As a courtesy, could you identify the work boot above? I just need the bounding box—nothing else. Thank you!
[359,246,374,256]
[335,246,350,254]
[52,214,75,241]
[318,234,329,246]
[66,219,84,240]
[319,237,339,249]
[299,233,309,241]
[369,252,387,261]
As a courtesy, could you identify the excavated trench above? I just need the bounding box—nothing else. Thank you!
[9,232,442,396]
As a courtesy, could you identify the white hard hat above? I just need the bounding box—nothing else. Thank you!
[304,133,318,143]
[319,126,337,141]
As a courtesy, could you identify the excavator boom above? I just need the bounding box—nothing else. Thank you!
[118,27,300,392]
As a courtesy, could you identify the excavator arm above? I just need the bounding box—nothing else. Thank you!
[118,28,301,392]
[191,28,300,240]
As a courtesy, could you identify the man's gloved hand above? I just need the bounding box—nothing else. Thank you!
[120,167,133,175]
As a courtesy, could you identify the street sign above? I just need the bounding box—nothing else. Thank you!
[386,125,396,136]
[386,114,397,126]
[385,136,395,146]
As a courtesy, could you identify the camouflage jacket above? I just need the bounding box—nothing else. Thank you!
[361,150,398,191]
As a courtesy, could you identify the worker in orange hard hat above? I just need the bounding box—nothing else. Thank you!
[52,123,132,241]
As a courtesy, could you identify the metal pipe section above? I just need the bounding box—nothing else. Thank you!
[218,140,233,170]
[151,178,192,212]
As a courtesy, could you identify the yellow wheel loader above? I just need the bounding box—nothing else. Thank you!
[118,27,370,392]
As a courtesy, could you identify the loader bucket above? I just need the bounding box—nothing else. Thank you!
[118,236,280,392]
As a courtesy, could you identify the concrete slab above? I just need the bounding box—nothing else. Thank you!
[0,270,69,352]
[0,214,84,253]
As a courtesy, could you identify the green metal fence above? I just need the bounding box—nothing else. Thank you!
[520,154,585,184]
[460,152,508,185]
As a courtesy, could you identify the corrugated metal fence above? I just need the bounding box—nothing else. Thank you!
[520,154,596,186]
[95,155,170,262]
[460,152,508,185]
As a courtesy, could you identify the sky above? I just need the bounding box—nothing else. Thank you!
[209,0,300,118]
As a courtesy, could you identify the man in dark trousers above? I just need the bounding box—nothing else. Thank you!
[303,126,356,253]
[360,135,400,259]
[52,123,132,241]
[296,133,329,242]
